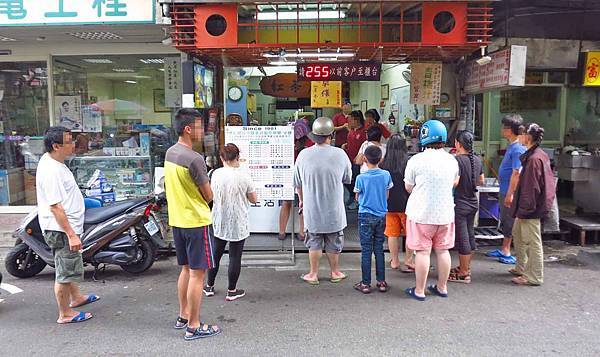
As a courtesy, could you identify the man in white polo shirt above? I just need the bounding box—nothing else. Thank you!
[37,126,99,324]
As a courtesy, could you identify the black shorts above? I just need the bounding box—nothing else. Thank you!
[173,226,215,270]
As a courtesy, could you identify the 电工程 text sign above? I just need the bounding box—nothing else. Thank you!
[0,0,155,26]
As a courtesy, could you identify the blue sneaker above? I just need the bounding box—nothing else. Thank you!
[498,255,516,265]
[485,249,504,258]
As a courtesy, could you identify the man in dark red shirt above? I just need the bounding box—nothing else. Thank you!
[332,103,352,148]
[342,110,367,209]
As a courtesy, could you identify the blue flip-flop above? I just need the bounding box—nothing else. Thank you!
[427,284,448,298]
[485,249,504,258]
[70,294,100,308]
[498,255,516,265]
[404,287,426,301]
[58,311,93,324]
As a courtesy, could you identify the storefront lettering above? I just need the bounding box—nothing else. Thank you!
[92,0,128,17]
[45,0,77,18]
[0,0,152,25]
[0,0,26,19]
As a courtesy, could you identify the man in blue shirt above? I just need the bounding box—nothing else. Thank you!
[353,146,393,293]
[486,114,526,264]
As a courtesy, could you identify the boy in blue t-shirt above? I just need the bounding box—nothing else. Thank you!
[353,145,393,294]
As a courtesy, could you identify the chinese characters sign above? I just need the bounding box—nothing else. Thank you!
[225,126,295,201]
[464,45,527,94]
[410,63,443,105]
[259,73,310,98]
[311,81,342,108]
[297,62,381,81]
[164,57,181,108]
[0,0,155,26]
[584,51,600,87]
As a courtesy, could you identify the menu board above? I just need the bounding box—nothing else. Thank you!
[225,126,295,200]
[410,63,443,105]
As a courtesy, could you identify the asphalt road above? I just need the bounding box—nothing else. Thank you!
[1,251,599,356]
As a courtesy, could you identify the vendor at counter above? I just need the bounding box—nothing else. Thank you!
[333,103,352,148]
[365,109,391,140]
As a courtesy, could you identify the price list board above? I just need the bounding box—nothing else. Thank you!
[225,126,295,200]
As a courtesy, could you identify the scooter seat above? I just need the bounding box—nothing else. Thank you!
[84,197,149,225]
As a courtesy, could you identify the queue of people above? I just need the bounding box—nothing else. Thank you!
[35,108,555,338]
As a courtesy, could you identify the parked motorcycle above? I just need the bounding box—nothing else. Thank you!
[5,193,168,279]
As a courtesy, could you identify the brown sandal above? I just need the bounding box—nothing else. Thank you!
[448,270,471,284]
[353,282,371,294]
[512,276,536,286]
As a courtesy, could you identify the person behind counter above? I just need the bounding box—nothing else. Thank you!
[332,103,352,148]
[342,110,367,210]
[356,125,386,174]
[365,109,391,140]
[449,131,484,284]
[510,123,555,286]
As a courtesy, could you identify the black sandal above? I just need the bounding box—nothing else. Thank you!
[353,282,371,294]
[174,316,188,330]
[184,324,222,341]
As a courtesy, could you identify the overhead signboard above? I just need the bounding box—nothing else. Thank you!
[410,62,443,105]
[0,0,155,26]
[298,62,381,81]
[311,81,342,108]
[583,51,600,87]
[260,73,311,98]
[464,45,527,94]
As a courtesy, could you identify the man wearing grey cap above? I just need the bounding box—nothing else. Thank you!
[294,117,353,285]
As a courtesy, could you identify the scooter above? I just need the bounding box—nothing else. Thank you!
[5,193,168,279]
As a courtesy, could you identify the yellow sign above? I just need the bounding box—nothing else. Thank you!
[311,81,342,108]
[584,51,600,86]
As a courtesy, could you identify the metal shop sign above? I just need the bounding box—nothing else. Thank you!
[583,51,600,87]
[464,45,527,94]
[0,0,155,26]
[297,62,382,81]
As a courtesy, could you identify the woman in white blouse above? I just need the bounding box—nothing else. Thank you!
[204,143,257,301]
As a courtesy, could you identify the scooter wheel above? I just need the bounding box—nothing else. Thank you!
[5,243,47,278]
[120,239,156,274]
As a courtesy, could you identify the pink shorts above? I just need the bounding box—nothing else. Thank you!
[406,219,455,251]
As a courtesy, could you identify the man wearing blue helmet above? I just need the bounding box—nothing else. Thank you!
[403,120,459,301]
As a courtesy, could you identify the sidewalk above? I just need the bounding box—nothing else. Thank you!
[0,214,24,251]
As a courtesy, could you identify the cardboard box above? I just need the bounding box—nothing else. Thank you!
[7,168,24,204]
[24,170,37,205]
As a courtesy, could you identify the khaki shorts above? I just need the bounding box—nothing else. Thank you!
[304,231,344,253]
[44,231,84,283]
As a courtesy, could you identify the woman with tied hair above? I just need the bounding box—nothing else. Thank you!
[204,143,258,301]
[379,135,414,272]
[365,109,391,139]
[449,131,484,284]
[510,123,556,286]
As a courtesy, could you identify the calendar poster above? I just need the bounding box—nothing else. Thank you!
[225,126,295,200]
